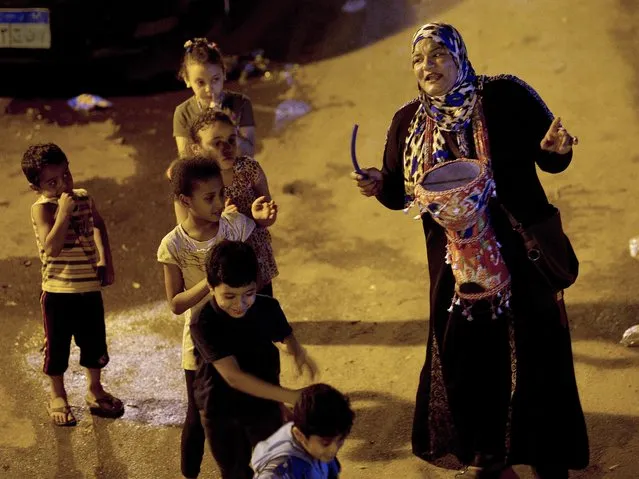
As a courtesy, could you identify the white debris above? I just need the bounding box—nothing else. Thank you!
[620,325,639,347]
[629,236,639,258]
[274,100,311,130]
[342,0,367,13]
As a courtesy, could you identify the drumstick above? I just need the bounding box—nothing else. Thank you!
[351,124,368,178]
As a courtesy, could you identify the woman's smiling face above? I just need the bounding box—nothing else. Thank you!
[412,38,459,97]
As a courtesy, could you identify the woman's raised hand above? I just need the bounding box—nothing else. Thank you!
[541,117,578,155]
[350,168,383,197]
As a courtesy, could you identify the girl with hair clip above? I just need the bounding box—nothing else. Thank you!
[173,38,256,158]
[171,38,258,223]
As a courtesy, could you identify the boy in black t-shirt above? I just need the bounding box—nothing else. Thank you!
[190,240,318,479]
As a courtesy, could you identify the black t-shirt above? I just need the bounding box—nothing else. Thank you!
[190,295,293,417]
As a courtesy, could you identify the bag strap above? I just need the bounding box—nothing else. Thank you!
[497,201,524,234]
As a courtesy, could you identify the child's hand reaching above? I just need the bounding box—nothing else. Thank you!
[224,198,238,215]
[251,196,278,226]
[294,348,319,380]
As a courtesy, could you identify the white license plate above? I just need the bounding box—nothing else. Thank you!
[0,8,51,49]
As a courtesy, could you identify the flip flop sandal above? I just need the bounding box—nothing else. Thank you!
[86,393,124,419]
[47,403,77,427]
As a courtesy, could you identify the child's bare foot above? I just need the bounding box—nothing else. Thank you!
[47,396,77,427]
[86,390,124,418]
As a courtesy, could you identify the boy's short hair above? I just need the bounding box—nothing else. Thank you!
[189,108,236,145]
[206,240,258,288]
[21,143,68,186]
[294,384,355,439]
[170,156,221,197]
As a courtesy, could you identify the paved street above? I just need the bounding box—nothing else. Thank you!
[0,0,638,477]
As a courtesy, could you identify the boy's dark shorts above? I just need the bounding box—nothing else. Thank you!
[40,291,110,376]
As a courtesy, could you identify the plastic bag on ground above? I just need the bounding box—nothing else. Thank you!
[620,324,639,347]
[342,0,367,13]
[629,236,639,259]
[67,94,112,111]
[274,100,311,130]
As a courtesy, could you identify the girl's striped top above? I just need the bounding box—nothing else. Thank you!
[31,189,101,293]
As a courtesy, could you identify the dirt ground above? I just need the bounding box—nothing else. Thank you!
[1,0,638,478]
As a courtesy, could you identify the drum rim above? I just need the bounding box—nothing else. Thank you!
[415,158,487,196]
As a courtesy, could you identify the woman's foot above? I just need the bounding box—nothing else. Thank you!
[47,396,77,427]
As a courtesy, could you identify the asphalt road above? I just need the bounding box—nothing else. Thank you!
[1,1,639,478]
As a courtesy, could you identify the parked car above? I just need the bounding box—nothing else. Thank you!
[0,0,220,73]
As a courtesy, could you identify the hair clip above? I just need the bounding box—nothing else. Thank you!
[183,39,193,51]
[208,41,218,49]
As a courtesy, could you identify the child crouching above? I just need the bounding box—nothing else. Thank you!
[251,383,355,478]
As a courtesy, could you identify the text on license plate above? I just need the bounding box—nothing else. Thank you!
[0,9,51,49]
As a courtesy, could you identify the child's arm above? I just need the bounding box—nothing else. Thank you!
[31,193,75,257]
[238,126,256,157]
[251,164,277,227]
[213,355,300,405]
[251,196,278,227]
[163,264,210,315]
[92,201,115,286]
[281,333,319,379]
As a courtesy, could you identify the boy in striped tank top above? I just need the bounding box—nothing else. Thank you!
[22,143,124,427]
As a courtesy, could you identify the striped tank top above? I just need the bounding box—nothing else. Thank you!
[31,189,101,293]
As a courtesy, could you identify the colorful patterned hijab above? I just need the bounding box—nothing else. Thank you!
[403,23,479,199]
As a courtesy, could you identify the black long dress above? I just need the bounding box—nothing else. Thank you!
[376,76,589,470]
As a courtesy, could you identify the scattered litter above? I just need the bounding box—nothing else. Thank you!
[0,198,9,207]
[121,244,129,252]
[279,63,299,86]
[238,50,271,85]
[5,301,17,307]
[67,94,113,112]
[274,100,311,130]
[0,284,10,289]
[44,105,52,111]
[23,260,32,267]
[369,284,377,291]
[342,0,367,13]
[608,464,621,471]
[132,282,141,289]
[620,325,639,347]
[25,107,39,120]
[629,236,639,259]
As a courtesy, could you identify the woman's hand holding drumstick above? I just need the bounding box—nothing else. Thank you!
[351,169,383,196]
